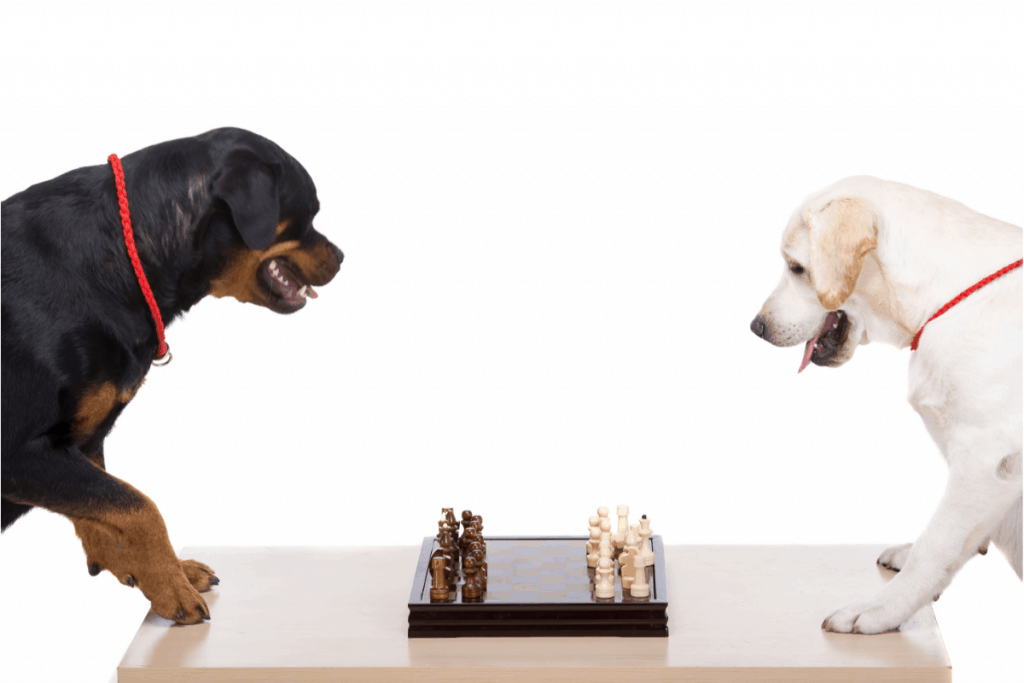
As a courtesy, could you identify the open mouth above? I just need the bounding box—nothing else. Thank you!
[259,257,318,312]
[798,310,848,373]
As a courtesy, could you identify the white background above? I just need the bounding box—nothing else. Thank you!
[2,2,1022,681]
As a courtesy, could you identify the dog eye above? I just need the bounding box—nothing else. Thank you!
[789,264,804,275]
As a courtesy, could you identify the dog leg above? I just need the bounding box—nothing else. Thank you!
[876,543,913,572]
[877,536,992,574]
[3,437,211,624]
[823,451,1021,634]
[75,446,219,592]
[990,495,1023,579]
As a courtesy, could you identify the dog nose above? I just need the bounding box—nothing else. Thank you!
[329,243,344,265]
[750,316,766,338]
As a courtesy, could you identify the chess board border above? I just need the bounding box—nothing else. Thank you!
[408,535,669,638]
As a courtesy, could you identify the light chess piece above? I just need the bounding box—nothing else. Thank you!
[620,548,635,590]
[595,557,615,599]
[630,558,650,598]
[599,518,612,550]
[612,505,629,553]
[639,515,655,568]
[616,525,635,586]
[586,515,601,554]
[587,524,602,568]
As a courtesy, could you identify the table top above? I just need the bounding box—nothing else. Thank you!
[117,544,950,682]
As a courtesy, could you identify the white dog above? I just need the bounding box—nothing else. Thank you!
[751,176,1022,634]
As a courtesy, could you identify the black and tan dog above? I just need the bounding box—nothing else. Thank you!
[1,128,343,624]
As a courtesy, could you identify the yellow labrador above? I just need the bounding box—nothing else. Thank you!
[751,176,1022,634]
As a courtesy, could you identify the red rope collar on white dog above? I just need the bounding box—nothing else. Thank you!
[108,153,171,365]
[910,258,1023,351]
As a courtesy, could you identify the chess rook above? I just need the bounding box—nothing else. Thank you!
[429,555,449,602]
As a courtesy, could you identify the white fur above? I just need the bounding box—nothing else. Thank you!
[754,176,1022,634]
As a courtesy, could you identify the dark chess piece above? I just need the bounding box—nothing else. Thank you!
[443,508,459,533]
[438,530,458,586]
[462,554,483,601]
[460,510,473,549]
[469,547,487,591]
[460,526,479,567]
[429,554,449,602]
[471,515,485,554]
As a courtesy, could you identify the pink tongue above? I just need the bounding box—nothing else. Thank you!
[798,312,838,374]
[306,285,318,299]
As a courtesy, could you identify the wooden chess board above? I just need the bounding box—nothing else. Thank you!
[407,535,668,637]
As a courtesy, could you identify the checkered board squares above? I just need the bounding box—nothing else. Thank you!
[408,536,669,637]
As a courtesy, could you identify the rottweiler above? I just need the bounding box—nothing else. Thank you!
[1,128,343,624]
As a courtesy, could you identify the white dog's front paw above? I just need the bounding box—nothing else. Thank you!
[876,543,912,573]
[821,600,903,634]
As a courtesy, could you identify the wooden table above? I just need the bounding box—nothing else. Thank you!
[117,545,951,682]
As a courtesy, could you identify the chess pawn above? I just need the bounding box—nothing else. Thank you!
[630,558,650,598]
[471,516,485,553]
[598,538,613,571]
[639,515,655,567]
[430,555,449,602]
[586,525,602,567]
[599,518,612,548]
[461,526,478,561]
[459,511,474,550]
[462,555,483,601]
[586,515,601,554]
[595,557,615,599]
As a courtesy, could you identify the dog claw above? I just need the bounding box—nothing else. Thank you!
[176,610,185,622]
[126,575,135,588]
[88,562,100,576]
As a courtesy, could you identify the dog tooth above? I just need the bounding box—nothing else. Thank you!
[298,285,308,297]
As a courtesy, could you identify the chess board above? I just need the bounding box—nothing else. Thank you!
[408,535,668,637]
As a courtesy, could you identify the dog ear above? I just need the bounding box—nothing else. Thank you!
[213,151,281,251]
[805,198,877,310]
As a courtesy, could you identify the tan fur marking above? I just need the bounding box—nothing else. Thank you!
[208,220,340,304]
[73,382,118,440]
[806,198,878,310]
[72,378,146,444]
[208,239,301,302]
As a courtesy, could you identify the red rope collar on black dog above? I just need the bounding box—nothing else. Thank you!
[910,258,1023,351]
[108,154,171,365]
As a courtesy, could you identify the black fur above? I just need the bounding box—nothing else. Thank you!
[1,128,342,530]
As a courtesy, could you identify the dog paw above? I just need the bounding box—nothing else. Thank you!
[142,569,211,624]
[181,559,219,592]
[876,543,912,572]
[822,600,902,634]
